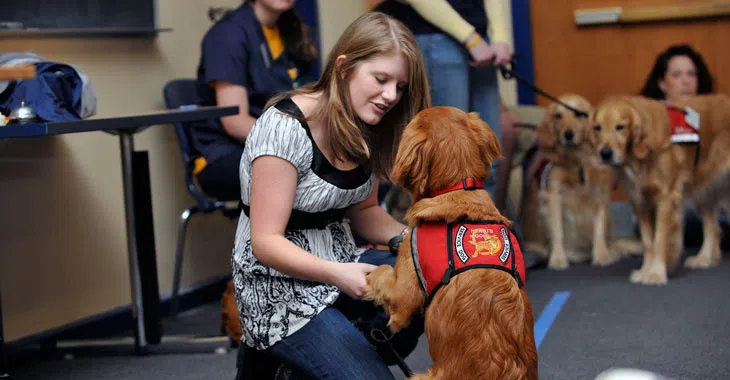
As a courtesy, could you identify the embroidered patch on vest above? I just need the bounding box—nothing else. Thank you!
[668,106,700,144]
[498,227,511,263]
[453,224,511,264]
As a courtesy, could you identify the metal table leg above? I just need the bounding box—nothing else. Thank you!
[119,132,148,354]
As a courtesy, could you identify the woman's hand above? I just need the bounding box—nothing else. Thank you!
[490,41,512,66]
[466,32,512,68]
[466,33,495,68]
[330,262,378,299]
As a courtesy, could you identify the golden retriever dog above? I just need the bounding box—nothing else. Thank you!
[591,94,730,285]
[523,94,641,269]
[221,279,243,345]
[365,107,538,379]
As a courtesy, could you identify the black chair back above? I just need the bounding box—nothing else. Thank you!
[163,79,217,211]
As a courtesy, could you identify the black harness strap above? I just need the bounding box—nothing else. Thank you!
[241,203,346,230]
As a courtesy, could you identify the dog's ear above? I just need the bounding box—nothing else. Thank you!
[587,112,600,148]
[536,107,557,149]
[629,104,650,159]
[578,108,593,142]
[391,124,432,197]
[467,112,502,167]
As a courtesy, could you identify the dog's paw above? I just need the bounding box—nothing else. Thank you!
[591,246,617,267]
[684,253,721,269]
[548,251,570,270]
[364,265,395,302]
[388,317,406,334]
[629,267,667,285]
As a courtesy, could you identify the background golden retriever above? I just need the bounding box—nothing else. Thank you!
[366,107,538,379]
[523,94,641,269]
[591,94,730,285]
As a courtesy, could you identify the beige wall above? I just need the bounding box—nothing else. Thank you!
[318,1,368,65]
[0,0,242,341]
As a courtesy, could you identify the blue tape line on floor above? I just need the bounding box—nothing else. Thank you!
[534,291,571,349]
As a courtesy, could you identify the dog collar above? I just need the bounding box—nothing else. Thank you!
[429,178,484,198]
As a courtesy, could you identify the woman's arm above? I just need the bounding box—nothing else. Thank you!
[347,180,407,246]
[484,0,511,44]
[250,156,376,298]
[403,0,512,66]
[214,81,258,143]
[484,0,512,65]
[403,0,475,43]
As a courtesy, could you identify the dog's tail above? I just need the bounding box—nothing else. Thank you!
[610,237,643,257]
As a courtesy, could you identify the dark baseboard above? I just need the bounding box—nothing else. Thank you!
[8,275,229,348]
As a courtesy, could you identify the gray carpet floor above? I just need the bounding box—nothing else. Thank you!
[7,204,730,379]
[8,252,729,380]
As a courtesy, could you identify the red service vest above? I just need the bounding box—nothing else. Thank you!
[667,105,699,144]
[411,221,526,305]
[534,159,554,190]
[666,105,700,167]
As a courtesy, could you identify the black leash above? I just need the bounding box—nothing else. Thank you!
[370,327,414,377]
[498,58,589,119]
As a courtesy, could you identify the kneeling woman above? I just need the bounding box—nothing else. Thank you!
[232,11,431,379]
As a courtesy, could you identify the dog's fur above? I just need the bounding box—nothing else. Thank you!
[591,94,730,285]
[221,279,243,345]
[523,94,641,269]
[365,107,538,379]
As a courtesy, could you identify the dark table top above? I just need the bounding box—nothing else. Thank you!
[0,106,239,139]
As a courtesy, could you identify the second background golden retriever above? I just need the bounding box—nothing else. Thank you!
[523,94,641,270]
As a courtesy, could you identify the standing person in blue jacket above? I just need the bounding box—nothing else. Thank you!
[191,0,317,201]
[373,0,515,208]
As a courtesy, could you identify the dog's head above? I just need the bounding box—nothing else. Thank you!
[537,94,593,150]
[391,106,502,199]
[591,97,648,166]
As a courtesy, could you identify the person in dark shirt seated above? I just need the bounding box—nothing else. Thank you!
[191,0,317,201]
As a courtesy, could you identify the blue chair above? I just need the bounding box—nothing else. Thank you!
[163,79,239,317]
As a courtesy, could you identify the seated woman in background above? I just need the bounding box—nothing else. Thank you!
[191,0,317,201]
[640,43,714,102]
[639,43,726,249]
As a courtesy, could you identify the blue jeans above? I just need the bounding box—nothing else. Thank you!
[415,33,502,194]
[247,249,423,380]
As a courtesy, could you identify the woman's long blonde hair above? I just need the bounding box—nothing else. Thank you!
[268,11,430,180]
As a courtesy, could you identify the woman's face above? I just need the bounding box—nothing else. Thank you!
[256,0,296,13]
[659,55,698,103]
[346,52,409,126]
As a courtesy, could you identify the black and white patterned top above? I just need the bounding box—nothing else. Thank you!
[232,98,375,350]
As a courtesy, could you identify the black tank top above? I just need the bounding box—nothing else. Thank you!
[374,0,488,40]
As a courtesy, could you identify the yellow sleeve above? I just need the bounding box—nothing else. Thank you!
[403,0,475,43]
[485,0,511,43]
